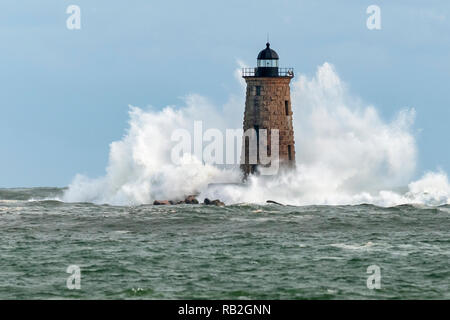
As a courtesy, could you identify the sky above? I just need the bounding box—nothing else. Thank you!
[0,0,449,188]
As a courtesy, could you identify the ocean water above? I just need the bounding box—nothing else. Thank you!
[0,187,448,300]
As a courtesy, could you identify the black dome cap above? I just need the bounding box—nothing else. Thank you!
[257,42,279,60]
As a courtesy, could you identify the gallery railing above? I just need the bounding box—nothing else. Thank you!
[241,68,294,77]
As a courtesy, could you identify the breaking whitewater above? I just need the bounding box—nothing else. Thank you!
[61,63,450,207]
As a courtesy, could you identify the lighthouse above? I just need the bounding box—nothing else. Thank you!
[240,42,296,177]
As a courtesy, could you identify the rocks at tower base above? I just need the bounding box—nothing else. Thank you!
[153,200,173,205]
[203,198,225,206]
[184,195,199,204]
[153,195,225,206]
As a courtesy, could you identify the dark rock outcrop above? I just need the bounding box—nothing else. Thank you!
[184,195,199,204]
[153,196,200,205]
[153,200,171,205]
[266,200,284,206]
[203,198,225,206]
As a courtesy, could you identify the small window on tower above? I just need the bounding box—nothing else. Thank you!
[288,145,292,161]
[256,86,261,96]
[285,101,289,115]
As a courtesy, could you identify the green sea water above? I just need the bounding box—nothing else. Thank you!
[0,187,448,299]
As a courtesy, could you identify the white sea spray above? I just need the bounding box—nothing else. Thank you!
[62,63,450,207]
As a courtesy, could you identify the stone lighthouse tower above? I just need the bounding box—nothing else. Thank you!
[240,42,296,177]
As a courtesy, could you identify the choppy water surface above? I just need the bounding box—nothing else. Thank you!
[0,188,448,299]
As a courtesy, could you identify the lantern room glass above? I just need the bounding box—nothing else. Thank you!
[257,59,279,67]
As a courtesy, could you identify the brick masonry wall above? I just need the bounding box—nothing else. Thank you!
[241,77,296,176]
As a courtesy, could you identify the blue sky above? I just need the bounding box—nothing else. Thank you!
[0,0,449,187]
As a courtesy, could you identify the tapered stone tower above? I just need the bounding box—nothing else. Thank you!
[241,42,295,177]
